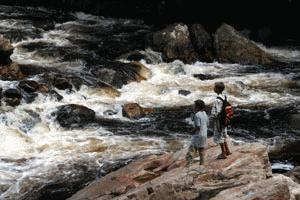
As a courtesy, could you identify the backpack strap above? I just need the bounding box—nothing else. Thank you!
[216,96,227,102]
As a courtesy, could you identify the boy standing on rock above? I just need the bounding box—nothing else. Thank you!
[211,82,232,159]
[186,100,209,165]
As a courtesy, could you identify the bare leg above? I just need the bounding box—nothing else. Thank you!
[198,149,206,165]
[224,140,232,156]
[185,146,193,165]
[217,143,227,159]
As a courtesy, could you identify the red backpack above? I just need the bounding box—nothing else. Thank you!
[217,96,234,127]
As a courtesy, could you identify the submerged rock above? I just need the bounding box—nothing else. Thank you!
[214,24,279,66]
[189,24,214,62]
[0,35,14,65]
[49,90,63,101]
[122,103,155,119]
[193,73,219,80]
[69,139,277,200]
[53,77,73,91]
[146,23,197,63]
[178,89,191,96]
[53,104,96,128]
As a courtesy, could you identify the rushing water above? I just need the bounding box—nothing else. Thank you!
[0,5,300,200]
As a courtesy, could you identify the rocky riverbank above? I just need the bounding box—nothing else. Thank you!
[68,138,300,200]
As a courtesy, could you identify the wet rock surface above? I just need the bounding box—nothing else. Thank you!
[89,61,151,89]
[214,24,281,66]
[3,88,22,106]
[53,104,96,128]
[122,103,155,119]
[69,139,298,200]
[189,24,214,62]
[18,80,39,93]
[147,23,197,63]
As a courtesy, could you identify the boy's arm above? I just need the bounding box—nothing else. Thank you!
[192,114,201,134]
[211,99,223,118]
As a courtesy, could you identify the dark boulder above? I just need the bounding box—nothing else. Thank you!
[4,98,21,107]
[214,24,278,66]
[90,61,151,88]
[189,24,214,62]
[0,35,14,65]
[146,23,197,63]
[3,88,22,106]
[122,103,155,119]
[53,78,73,91]
[18,64,51,76]
[40,73,80,91]
[269,138,300,165]
[53,104,96,128]
[3,88,22,99]
[178,90,191,96]
[18,80,39,93]
[193,74,219,80]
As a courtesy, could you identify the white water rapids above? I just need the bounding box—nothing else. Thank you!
[0,6,299,199]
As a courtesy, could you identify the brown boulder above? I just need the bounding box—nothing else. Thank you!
[0,35,14,65]
[0,63,26,80]
[122,103,155,119]
[69,139,273,200]
[189,24,214,62]
[147,23,197,63]
[214,24,278,66]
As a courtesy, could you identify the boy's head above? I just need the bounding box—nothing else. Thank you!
[214,82,225,94]
[194,100,205,111]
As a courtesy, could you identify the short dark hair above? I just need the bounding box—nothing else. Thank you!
[214,82,225,92]
[194,100,205,110]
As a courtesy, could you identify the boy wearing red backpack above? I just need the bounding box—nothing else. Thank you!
[211,82,233,159]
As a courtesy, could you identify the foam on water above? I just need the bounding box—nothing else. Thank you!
[118,60,300,107]
[0,6,300,199]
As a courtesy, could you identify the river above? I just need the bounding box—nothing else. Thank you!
[0,5,299,200]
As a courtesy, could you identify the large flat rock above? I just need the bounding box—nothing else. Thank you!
[69,139,275,200]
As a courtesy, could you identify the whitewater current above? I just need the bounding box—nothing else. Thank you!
[0,5,299,199]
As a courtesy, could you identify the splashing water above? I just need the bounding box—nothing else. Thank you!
[0,5,300,199]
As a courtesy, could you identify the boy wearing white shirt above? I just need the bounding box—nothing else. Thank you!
[186,100,209,165]
[211,82,232,159]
